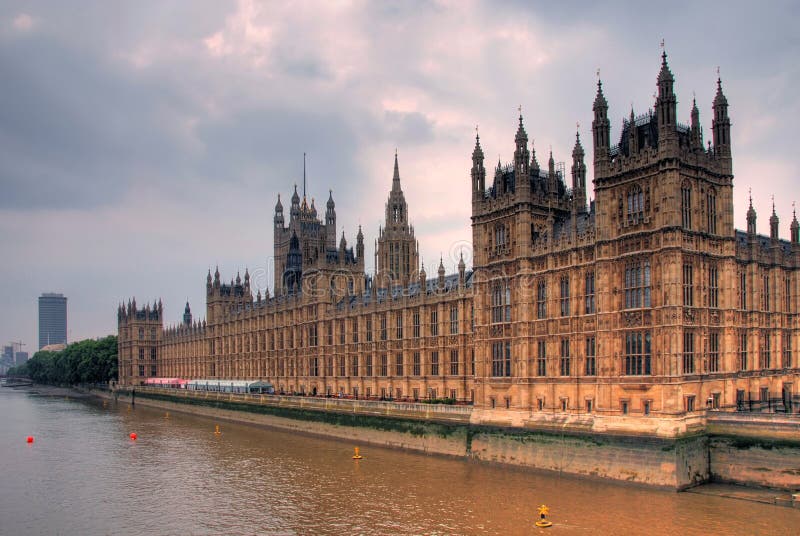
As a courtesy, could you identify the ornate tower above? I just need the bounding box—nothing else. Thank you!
[117,298,163,385]
[655,51,678,152]
[471,132,486,205]
[571,131,587,213]
[592,79,611,173]
[376,153,420,288]
[712,77,732,173]
[594,52,734,241]
[326,190,336,248]
[513,113,530,196]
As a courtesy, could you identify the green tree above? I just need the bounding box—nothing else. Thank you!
[18,336,118,386]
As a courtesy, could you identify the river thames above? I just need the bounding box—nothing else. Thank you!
[1,388,798,535]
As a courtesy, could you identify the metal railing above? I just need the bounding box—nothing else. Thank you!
[131,386,473,421]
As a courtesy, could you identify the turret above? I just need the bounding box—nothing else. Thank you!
[183,302,192,326]
[290,185,300,221]
[274,195,284,228]
[244,268,250,292]
[571,130,586,213]
[690,97,703,151]
[419,262,427,288]
[712,76,732,170]
[206,269,212,292]
[791,205,799,244]
[592,79,610,168]
[530,140,540,176]
[471,132,485,200]
[326,190,336,248]
[655,51,677,140]
[770,201,779,241]
[356,225,364,261]
[437,256,445,289]
[547,149,556,195]
[746,193,757,236]
[627,108,639,155]
[513,113,530,180]
[458,252,466,287]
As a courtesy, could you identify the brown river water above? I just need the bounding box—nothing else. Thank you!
[0,387,798,535]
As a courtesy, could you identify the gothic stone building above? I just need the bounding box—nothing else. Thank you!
[118,54,800,430]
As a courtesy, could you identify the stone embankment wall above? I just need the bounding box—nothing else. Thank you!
[96,388,800,491]
[468,429,708,489]
[707,413,800,490]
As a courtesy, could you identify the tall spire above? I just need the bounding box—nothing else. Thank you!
[790,202,799,244]
[392,149,401,192]
[303,152,306,199]
[378,150,419,287]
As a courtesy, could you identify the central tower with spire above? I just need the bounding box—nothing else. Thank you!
[376,152,420,288]
[273,158,364,295]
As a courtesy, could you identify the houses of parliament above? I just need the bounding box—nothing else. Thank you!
[118,54,800,428]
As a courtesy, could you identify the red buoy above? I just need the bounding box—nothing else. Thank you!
[26,436,34,444]
[129,432,137,440]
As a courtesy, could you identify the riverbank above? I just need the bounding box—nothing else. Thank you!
[686,483,799,508]
[82,385,800,499]
[3,384,94,398]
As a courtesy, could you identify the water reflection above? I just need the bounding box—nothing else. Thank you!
[0,389,797,535]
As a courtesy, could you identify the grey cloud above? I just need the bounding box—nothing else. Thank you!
[383,110,435,145]
[0,34,188,209]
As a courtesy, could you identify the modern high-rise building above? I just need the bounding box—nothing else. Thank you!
[39,293,67,349]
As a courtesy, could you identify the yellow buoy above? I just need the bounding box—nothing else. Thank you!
[352,447,363,459]
[214,425,221,435]
[535,504,552,528]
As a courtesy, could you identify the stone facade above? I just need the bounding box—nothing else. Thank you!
[118,54,800,435]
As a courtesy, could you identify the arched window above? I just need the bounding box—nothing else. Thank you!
[491,281,511,323]
[706,188,717,234]
[627,184,644,224]
[624,260,651,309]
[494,224,507,253]
[681,181,692,229]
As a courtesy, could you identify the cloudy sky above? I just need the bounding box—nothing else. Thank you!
[1,0,798,349]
